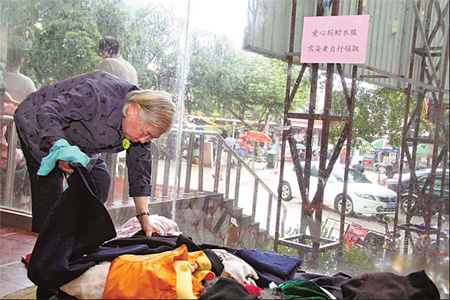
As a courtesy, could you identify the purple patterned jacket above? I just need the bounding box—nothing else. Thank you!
[14,71,152,197]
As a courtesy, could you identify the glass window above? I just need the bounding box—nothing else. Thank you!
[0,2,448,299]
[333,168,371,183]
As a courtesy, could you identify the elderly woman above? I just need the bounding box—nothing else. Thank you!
[14,71,175,236]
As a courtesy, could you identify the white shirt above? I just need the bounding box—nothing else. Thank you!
[5,71,36,102]
[99,54,138,85]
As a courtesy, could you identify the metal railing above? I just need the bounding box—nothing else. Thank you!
[177,130,287,235]
[0,124,287,236]
[0,115,19,207]
[105,129,287,236]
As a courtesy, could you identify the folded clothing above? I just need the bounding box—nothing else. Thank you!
[199,278,257,299]
[293,272,351,299]
[211,249,259,286]
[341,269,440,299]
[278,279,332,300]
[234,249,302,281]
[59,261,111,299]
[114,215,181,239]
[102,244,215,299]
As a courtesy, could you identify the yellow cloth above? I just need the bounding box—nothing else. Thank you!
[102,245,214,299]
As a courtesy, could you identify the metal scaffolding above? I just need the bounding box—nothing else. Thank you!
[263,0,450,266]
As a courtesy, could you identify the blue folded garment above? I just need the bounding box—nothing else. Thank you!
[234,249,302,280]
[37,139,89,176]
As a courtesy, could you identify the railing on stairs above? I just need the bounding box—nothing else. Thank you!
[0,122,287,237]
[180,130,287,236]
[105,129,287,236]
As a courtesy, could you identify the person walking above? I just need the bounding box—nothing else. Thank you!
[354,160,365,173]
[99,36,138,85]
[5,47,36,103]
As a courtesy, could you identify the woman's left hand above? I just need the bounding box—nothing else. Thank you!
[139,214,161,237]
[57,160,74,174]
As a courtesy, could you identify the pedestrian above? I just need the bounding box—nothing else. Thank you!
[354,160,365,173]
[212,146,228,181]
[2,93,27,208]
[2,93,23,168]
[219,148,228,180]
[193,137,200,164]
[5,47,36,103]
[99,36,138,85]
[210,136,218,162]
[14,71,175,236]
[4,48,36,208]
[299,150,306,162]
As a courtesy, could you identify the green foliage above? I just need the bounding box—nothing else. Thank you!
[186,34,310,130]
[3,0,34,50]
[18,3,101,86]
[261,239,300,257]
[92,0,128,38]
[330,86,411,148]
[186,32,233,115]
[4,0,309,126]
[128,5,182,92]
[315,243,376,275]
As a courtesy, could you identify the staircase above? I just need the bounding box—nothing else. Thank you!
[108,191,272,249]
[105,130,287,247]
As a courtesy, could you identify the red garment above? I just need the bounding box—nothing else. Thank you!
[344,225,367,249]
[243,284,264,296]
[21,253,32,266]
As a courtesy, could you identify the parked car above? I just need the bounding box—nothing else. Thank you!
[281,162,397,216]
[365,150,426,178]
[383,169,449,216]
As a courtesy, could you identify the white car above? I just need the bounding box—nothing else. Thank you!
[281,162,397,216]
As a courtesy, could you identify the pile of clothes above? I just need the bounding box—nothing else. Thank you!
[27,165,441,299]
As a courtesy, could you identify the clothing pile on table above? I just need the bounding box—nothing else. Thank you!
[27,165,441,299]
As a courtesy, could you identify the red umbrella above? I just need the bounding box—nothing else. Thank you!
[239,131,271,143]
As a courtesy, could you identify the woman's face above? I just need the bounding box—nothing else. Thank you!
[122,103,165,144]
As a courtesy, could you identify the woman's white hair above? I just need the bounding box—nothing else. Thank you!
[123,90,175,132]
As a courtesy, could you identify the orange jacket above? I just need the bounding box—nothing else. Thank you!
[102,244,215,299]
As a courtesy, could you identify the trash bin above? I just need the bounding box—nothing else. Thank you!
[266,153,275,169]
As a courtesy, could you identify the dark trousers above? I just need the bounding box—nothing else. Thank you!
[19,138,111,233]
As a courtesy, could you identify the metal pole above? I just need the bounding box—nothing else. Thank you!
[275,0,297,251]
[396,0,421,251]
[171,0,191,220]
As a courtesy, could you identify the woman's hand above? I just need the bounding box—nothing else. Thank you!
[57,160,74,174]
[138,214,161,237]
[133,196,161,237]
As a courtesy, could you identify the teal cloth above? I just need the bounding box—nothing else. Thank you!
[278,279,331,300]
[37,139,89,189]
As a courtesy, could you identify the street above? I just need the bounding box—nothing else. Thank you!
[155,158,448,238]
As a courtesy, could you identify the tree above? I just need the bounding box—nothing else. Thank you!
[330,86,410,148]
[23,1,101,87]
[6,0,182,91]
[125,4,182,92]
[186,31,310,130]
[92,0,128,38]
[185,32,235,115]
[4,0,311,130]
